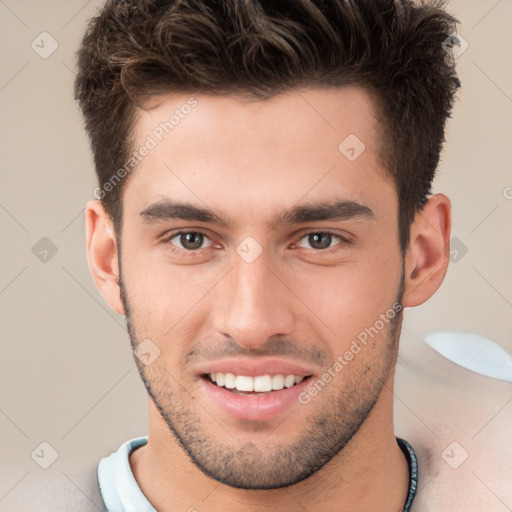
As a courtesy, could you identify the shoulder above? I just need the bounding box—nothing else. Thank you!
[394,339,512,512]
[3,460,106,512]
[5,438,149,511]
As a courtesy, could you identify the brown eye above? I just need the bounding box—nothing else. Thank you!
[168,231,212,251]
[298,232,344,251]
[308,233,333,250]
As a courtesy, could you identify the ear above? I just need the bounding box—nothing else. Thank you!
[402,193,451,307]
[85,200,125,315]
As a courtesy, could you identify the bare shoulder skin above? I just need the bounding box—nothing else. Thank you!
[395,338,512,511]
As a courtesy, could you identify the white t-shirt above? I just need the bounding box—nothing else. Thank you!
[98,436,418,512]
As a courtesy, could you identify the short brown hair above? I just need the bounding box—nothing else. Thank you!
[74,0,461,253]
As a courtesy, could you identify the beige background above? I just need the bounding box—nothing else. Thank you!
[0,1,511,510]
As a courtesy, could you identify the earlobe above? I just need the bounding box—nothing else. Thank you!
[402,194,451,307]
[85,200,125,315]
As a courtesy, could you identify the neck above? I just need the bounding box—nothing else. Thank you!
[130,372,409,512]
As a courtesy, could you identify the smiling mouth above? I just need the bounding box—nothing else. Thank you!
[204,372,313,395]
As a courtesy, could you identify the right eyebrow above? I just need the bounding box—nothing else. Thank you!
[140,201,229,227]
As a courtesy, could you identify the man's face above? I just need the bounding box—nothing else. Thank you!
[118,87,404,489]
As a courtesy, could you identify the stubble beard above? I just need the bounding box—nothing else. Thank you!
[119,265,405,490]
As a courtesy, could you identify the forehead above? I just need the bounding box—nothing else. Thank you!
[134,86,381,154]
[124,86,395,223]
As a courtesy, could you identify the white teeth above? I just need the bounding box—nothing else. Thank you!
[284,375,295,388]
[224,372,236,389]
[253,375,272,392]
[271,374,284,390]
[235,375,254,392]
[208,373,307,392]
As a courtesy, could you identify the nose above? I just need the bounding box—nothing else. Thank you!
[212,249,295,350]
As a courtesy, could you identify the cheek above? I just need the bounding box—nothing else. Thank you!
[290,254,400,333]
[121,246,217,344]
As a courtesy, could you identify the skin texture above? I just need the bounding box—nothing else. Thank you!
[86,87,451,511]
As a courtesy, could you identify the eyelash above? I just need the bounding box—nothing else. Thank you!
[162,229,352,255]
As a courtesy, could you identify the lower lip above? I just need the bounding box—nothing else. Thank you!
[199,377,311,422]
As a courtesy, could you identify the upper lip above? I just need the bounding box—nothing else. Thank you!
[196,358,317,378]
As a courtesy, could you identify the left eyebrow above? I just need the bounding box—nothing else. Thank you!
[275,200,375,227]
[139,198,375,230]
